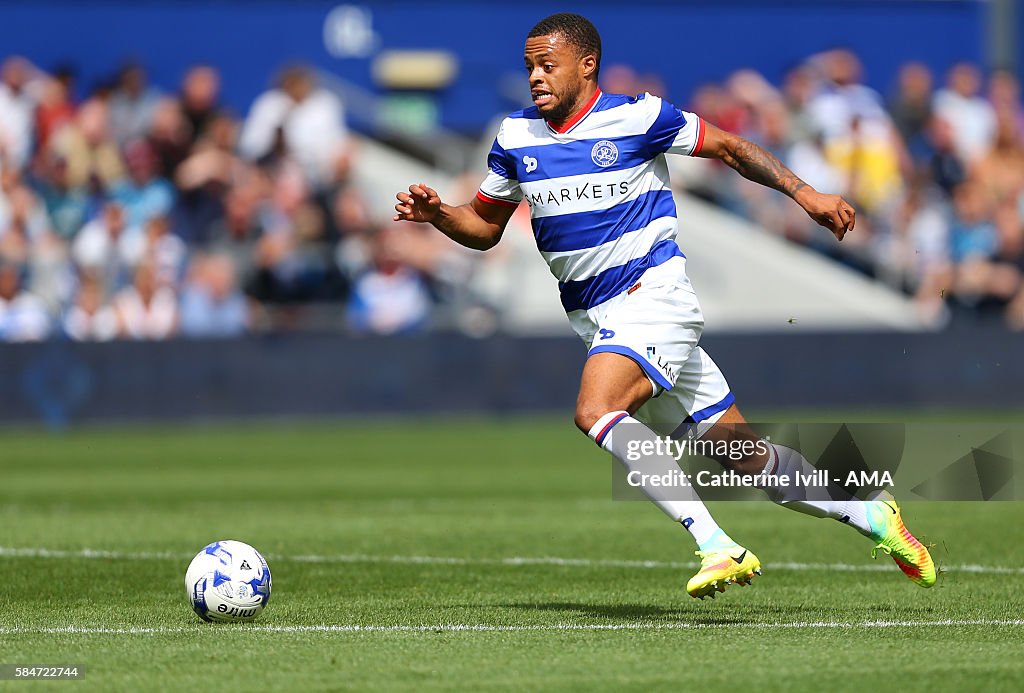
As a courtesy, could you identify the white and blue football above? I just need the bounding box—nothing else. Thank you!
[185,540,272,623]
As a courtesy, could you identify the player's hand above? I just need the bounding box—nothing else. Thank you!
[394,183,442,223]
[795,189,856,241]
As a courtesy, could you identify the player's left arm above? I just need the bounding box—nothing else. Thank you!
[695,121,854,241]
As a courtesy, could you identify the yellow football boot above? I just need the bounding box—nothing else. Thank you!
[686,546,761,599]
[867,491,936,588]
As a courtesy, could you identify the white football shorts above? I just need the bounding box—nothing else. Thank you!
[568,256,734,438]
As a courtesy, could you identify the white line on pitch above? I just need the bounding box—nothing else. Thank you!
[2,619,1023,635]
[0,545,1020,575]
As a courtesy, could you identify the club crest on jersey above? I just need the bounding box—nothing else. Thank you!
[591,140,618,167]
[523,155,538,173]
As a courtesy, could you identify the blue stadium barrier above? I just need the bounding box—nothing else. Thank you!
[0,327,1020,426]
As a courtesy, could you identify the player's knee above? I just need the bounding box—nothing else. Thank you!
[574,401,611,435]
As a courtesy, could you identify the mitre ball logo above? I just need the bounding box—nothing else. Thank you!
[591,140,618,167]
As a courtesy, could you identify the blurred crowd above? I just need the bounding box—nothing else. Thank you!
[4,51,1024,342]
[0,56,473,342]
[663,51,1024,328]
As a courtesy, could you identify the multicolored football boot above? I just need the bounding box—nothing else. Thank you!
[866,491,936,588]
[686,545,761,599]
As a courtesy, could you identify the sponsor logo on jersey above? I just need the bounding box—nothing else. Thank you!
[524,180,630,209]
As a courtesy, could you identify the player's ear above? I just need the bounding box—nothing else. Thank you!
[581,54,597,79]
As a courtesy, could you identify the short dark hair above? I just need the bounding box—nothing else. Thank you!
[528,13,602,77]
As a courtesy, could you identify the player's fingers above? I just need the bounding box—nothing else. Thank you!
[409,184,425,198]
[833,209,848,240]
[836,202,851,228]
[421,184,439,200]
[821,212,845,240]
[844,201,856,231]
[396,192,414,205]
[418,182,430,198]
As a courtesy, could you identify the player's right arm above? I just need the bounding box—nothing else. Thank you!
[649,94,853,241]
[393,183,514,251]
[695,121,855,241]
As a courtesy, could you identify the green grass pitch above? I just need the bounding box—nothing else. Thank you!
[2,416,1024,691]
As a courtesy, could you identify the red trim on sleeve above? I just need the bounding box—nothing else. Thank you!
[691,117,706,156]
[476,190,519,208]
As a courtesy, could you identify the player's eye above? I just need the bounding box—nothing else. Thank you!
[544,64,554,72]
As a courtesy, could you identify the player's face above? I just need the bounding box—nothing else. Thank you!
[524,34,588,123]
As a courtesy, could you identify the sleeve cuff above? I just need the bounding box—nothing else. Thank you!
[476,190,519,208]
[690,117,706,156]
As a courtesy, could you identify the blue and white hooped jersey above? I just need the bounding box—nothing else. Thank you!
[477,90,705,314]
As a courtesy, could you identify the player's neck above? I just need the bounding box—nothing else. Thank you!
[546,85,601,133]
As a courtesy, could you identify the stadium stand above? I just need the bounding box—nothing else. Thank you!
[0,47,1022,342]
